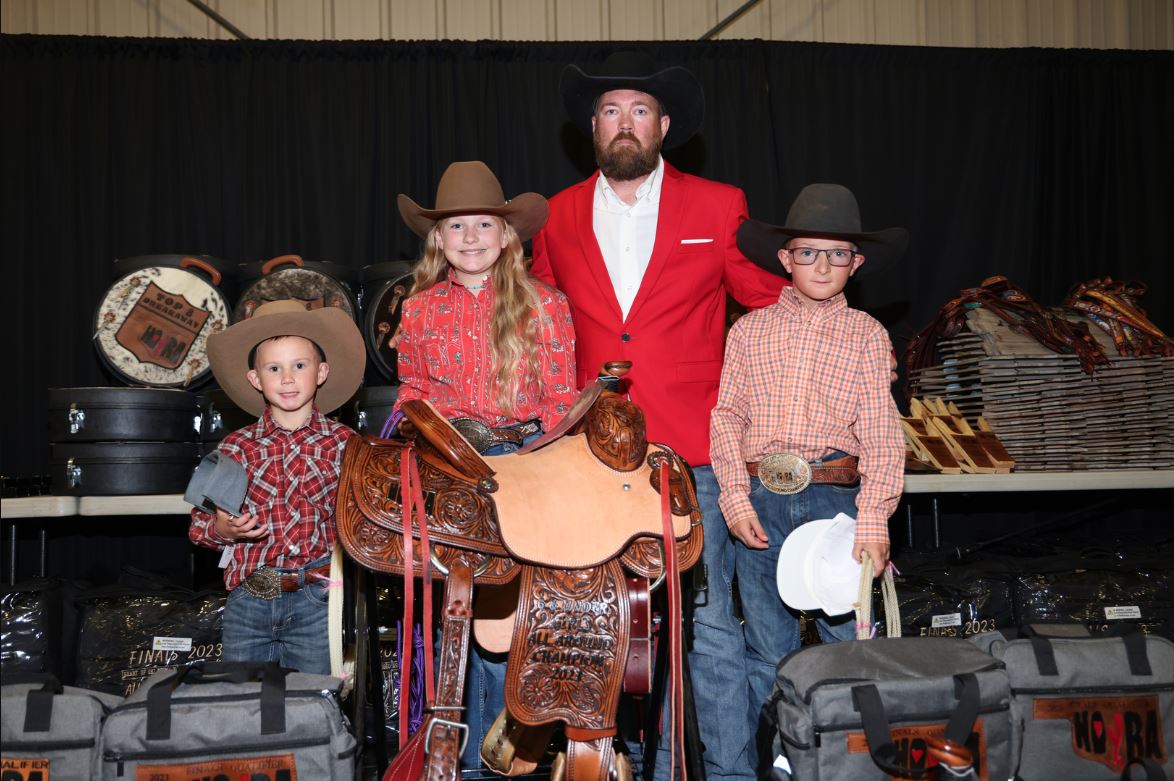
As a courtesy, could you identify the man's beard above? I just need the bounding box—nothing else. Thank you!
[594,130,662,182]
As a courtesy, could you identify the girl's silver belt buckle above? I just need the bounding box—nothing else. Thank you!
[758,453,812,495]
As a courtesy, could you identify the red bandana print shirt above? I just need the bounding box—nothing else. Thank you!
[189,407,354,590]
[393,276,579,430]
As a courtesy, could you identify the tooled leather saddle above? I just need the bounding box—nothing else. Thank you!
[335,366,703,781]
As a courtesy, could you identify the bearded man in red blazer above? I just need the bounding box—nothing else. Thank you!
[530,51,784,781]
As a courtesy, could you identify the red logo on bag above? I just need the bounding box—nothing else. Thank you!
[1034,695,1166,772]
[847,721,988,781]
[133,752,297,781]
[1,756,51,781]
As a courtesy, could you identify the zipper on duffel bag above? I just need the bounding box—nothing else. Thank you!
[103,688,343,718]
[1015,682,1174,696]
[810,701,1012,748]
[104,735,336,777]
[3,738,96,752]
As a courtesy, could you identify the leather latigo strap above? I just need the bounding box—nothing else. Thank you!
[423,562,474,781]
[623,576,652,696]
[382,569,473,781]
[746,455,860,484]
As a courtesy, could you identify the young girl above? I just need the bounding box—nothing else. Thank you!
[391,160,578,767]
[392,160,577,453]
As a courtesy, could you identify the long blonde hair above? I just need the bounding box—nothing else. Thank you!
[409,217,543,416]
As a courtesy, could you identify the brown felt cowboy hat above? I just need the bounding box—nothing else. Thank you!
[397,161,549,242]
[560,51,704,149]
[207,299,364,418]
[736,183,909,277]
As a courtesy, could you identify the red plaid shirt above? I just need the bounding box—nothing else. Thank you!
[710,287,904,543]
[189,407,353,590]
[393,276,578,430]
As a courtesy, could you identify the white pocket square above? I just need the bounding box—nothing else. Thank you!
[680,238,714,244]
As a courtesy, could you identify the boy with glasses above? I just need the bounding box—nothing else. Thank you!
[709,183,908,770]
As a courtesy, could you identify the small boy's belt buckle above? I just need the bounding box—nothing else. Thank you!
[242,567,282,599]
[757,453,812,495]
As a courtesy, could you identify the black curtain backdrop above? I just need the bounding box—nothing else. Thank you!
[2,35,1172,478]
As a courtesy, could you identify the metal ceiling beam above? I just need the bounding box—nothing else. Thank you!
[185,0,250,40]
[699,0,765,41]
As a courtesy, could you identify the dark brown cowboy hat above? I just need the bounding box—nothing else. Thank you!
[207,299,365,418]
[560,51,704,150]
[736,184,909,277]
[397,161,548,242]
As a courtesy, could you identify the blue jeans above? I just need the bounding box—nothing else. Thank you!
[735,475,860,775]
[681,465,756,781]
[461,431,539,768]
[221,555,332,675]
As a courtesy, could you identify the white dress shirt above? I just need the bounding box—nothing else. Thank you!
[593,156,664,320]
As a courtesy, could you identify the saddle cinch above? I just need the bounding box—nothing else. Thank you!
[335,366,703,781]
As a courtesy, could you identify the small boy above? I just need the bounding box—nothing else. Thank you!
[189,299,364,674]
[710,183,907,717]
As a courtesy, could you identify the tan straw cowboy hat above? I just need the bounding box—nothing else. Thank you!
[397,161,549,242]
[207,299,365,418]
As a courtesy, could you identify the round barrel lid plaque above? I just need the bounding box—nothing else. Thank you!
[94,266,230,387]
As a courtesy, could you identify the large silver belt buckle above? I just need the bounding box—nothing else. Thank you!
[451,418,522,454]
[758,453,812,495]
[242,567,281,599]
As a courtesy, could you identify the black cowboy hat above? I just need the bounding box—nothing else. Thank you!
[560,51,704,150]
[736,184,909,277]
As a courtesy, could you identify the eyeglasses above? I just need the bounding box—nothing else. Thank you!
[787,247,857,267]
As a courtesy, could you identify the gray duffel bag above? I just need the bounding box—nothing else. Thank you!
[98,661,356,780]
[769,636,1013,780]
[973,625,1174,780]
[2,673,123,781]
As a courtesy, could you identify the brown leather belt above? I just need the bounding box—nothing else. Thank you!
[241,562,332,600]
[746,454,860,492]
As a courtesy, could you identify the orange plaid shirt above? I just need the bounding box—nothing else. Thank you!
[709,287,903,543]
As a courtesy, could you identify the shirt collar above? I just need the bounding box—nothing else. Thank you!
[445,270,496,299]
[777,286,848,320]
[258,404,328,436]
[596,155,665,209]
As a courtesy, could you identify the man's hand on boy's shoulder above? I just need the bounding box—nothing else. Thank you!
[727,511,769,549]
[213,509,269,543]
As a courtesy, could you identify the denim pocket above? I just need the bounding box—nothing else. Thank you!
[301,576,331,607]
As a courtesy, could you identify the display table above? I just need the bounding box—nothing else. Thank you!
[903,469,1174,493]
[1,496,79,517]
[78,494,192,516]
[5,469,1173,581]
[5,470,1171,519]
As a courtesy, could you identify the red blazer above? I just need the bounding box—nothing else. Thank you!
[531,162,785,467]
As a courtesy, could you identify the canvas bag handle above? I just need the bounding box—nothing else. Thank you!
[1020,623,1152,677]
[856,550,901,640]
[3,673,66,733]
[146,661,289,740]
[851,673,980,779]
